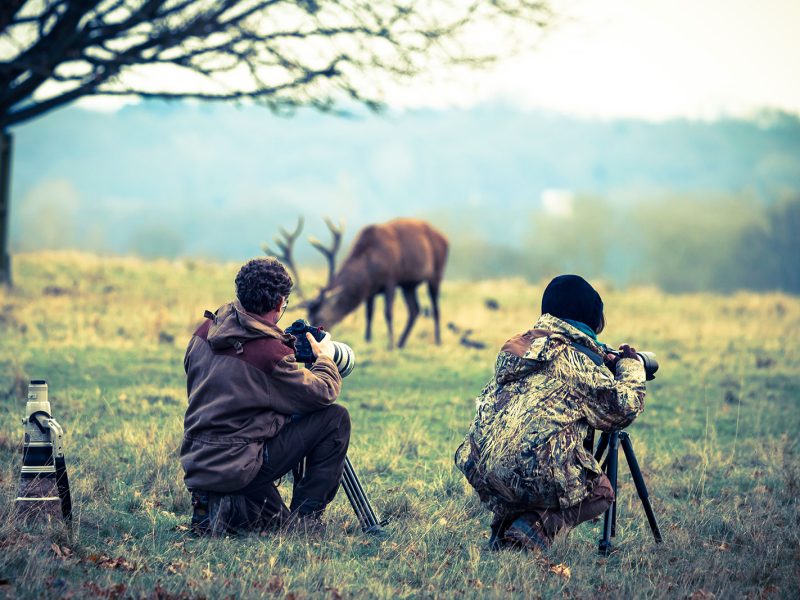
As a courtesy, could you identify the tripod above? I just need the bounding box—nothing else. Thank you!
[294,455,388,535]
[591,429,663,555]
[340,456,389,534]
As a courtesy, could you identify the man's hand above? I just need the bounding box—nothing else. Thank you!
[306,331,335,361]
[605,344,639,370]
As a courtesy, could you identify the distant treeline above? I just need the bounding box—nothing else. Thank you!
[443,195,800,294]
[13,191,800,294]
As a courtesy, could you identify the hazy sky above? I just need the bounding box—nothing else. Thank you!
[78,0,800,121]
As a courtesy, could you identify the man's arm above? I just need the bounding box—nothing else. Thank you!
[582,348,647,431]
[268,353,342,415]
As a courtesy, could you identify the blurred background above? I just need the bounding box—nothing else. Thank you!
[8,0,800,293]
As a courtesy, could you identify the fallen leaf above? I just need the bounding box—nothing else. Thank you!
[266,575,283,593]
[689,591,715,600]
[760,585,779,599]
[549,564,571,580]
[51,544,73,560]
[87,555,136,572]
[82,581,127,599]
[327,587,343,600]
[716,542,730,552]
[165,560,187,575]
[201,566,214,580]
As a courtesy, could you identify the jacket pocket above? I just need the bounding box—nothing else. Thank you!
[183,433,253,447]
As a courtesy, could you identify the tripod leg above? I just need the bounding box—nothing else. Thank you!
[594,431,610,463]
[598,431,619,556]
[341,456,386,534]
[344,458,378,528]
[619,433,663,543]
[611,491,618,537]
[341,466,369,530]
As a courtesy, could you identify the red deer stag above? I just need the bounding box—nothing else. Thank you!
[267,218,448,349]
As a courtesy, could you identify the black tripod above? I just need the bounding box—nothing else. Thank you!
[340,456,389,534]
[294,454,388,534]
[591,429,663,555]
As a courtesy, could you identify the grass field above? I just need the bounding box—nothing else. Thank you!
[0,252,798,599]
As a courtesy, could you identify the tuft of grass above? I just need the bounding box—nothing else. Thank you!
[0,251,798,599]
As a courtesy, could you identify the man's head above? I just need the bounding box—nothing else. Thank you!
[235,258,293,316]
[541,274,605,334]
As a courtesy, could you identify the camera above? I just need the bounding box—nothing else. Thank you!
[603,346,659,381]
[16,380,72,522]
[285,319,355,377]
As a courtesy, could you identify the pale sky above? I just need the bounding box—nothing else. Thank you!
[78,0,800,121]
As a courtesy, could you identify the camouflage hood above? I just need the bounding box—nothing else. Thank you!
[494,313,605,386]
[455,313,645,512]
[206,301,293,352]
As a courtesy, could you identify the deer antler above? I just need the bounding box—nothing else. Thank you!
[309,217,344,289]
[262,216,305,299]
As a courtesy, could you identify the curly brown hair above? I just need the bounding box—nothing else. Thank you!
[235,258,293,314]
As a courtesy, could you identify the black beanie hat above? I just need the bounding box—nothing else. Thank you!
[541,274,605,333]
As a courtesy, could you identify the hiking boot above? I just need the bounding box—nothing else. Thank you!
[190,490,211,535]
[488,523,511,551]
[281,511,327,536]
[503,516,553,552]
[190,490,248,537]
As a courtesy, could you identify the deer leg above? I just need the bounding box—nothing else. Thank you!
[383,284,396,350]
[427,281,442,345]
[398,284,420,349]
[364,294,375,342]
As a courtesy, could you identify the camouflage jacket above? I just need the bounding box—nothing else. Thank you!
[455,314,646,512]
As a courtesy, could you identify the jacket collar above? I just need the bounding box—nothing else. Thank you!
[536,313,604,353]
[206,301,294,350]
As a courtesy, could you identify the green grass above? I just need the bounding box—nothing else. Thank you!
[1,252,799,599]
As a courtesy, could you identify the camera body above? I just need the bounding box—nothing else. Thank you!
[603,346,659,381]
[285,319,355,377]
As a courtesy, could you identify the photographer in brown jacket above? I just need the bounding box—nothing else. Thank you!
[180,258,348,533]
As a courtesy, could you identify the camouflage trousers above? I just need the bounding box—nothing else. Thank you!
[491,473,615,543]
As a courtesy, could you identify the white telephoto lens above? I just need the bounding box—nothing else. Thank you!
[331,342,355,377]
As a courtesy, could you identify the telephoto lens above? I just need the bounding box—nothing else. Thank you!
[330,341,355,377]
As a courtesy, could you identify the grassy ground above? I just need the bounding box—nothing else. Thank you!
[0,252,798,599]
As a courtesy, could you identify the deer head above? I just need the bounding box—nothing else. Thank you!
[264,216,345,321]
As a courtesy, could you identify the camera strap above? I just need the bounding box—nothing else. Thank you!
[570,342,605,367]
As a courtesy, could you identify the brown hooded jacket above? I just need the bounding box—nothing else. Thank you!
[180,301,342,492]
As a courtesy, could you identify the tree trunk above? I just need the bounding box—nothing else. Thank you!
[0,130,12,286]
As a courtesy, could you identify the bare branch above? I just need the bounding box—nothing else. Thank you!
[0,0,555,129]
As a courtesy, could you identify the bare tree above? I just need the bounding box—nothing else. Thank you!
[0,0,554,283]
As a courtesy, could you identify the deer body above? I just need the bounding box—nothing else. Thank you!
[309,218,448,349]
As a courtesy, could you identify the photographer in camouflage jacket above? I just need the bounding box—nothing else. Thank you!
[455,275,646,551]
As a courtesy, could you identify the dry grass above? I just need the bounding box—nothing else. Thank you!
[0,252,798,599]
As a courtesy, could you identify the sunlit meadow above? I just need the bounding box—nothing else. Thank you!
[0,252,798,598]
